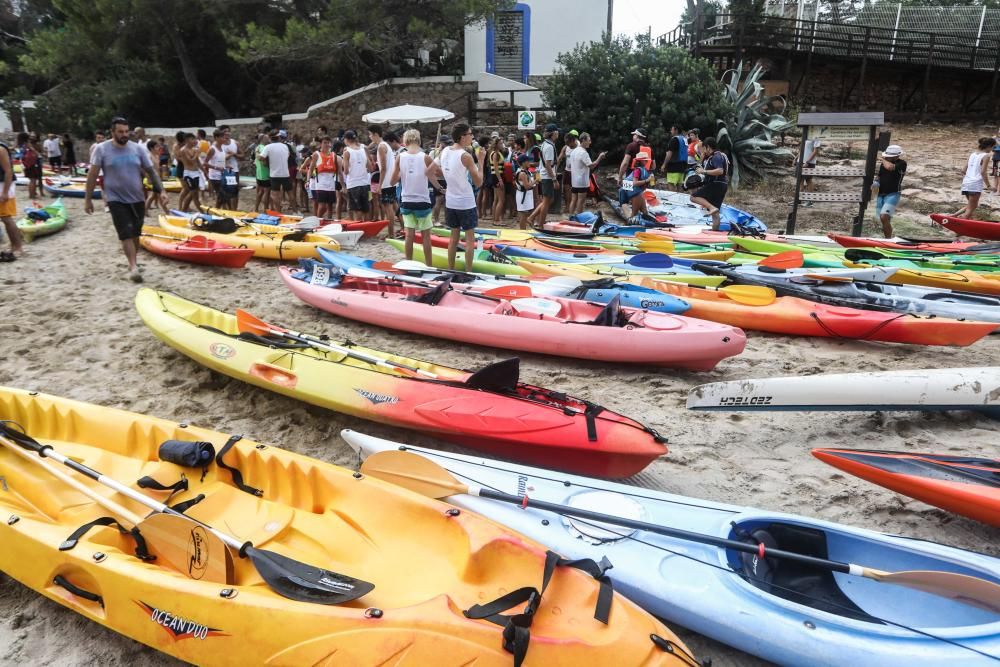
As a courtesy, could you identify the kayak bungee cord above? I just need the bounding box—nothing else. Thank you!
[410,453,1000,663]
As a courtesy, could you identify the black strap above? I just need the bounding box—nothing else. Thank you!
[59,516,155,562]
[583,402,604,443]
[463,550,612,666]
[215,435,262,497]
[137,474,189,494]
[170,493,206,514]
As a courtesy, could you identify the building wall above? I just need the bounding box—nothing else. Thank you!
[465,0,610,83]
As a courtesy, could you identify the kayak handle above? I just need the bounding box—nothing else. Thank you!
[53,575,104,607]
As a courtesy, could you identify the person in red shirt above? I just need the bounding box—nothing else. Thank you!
[617,128,656,183]
[311,136,341,219]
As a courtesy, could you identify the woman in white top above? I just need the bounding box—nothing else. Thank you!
[958,136,995,220]
[389,129,434,263]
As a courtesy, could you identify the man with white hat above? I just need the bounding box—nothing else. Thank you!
[871,144,906,238]
[617,128,654,182]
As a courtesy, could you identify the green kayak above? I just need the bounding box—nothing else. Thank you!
[386,238,529,275]
[16,198,67,242]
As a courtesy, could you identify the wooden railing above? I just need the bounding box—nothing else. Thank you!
[660,14,1000,72]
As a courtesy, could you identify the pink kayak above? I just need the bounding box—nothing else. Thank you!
[279,267,746,370]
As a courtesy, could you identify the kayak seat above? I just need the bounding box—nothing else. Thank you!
[410,277,453,306]
[587,294,623,327]
[466,358,520,392]
[739,522,883,624]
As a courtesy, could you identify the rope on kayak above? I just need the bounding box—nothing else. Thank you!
[809,311,911,340]
[440,459,1000,663]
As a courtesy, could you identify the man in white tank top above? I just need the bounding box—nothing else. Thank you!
[427,123,487,270]
[378,130,401,236]
[342,129,373,221]
[389,128,435,264]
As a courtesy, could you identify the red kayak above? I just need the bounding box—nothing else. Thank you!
[930,213,1000,241]
[139,233,254,268]
[827,234,983,252]
[813,448,1000,527]
[266,211,388,238]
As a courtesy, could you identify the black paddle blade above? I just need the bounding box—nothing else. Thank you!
[844,248,885,261]
[246,546,374,605]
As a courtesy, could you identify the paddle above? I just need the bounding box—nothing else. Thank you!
[0,431,233,584]
[4,428,374,604]
[385,261,585,293]
[638,277,777,306]
[345,266,534,299]
[362,450,1000,613]
[626,252,674,269]
[236,309,441,379]
[759,250,805,269]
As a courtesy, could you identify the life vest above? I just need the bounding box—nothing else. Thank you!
[315,151,337,174]
[632,145,653,168]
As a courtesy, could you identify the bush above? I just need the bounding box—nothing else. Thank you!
[544,34,732,160]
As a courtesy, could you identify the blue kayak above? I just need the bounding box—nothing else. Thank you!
[492,244,725,272]
[348,431,1000,667]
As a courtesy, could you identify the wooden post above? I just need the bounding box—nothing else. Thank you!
[787,125,808,234]
[921,34,935,120]
[856,125,878,236]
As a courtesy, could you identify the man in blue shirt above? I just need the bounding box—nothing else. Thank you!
[85,116,167,282]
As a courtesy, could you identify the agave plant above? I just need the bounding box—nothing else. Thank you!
[716,61,796,188]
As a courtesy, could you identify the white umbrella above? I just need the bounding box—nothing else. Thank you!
[361,104,455,124]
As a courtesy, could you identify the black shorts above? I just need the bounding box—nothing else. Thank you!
[484,174,498,188]
[183,175,200,190]
[315,189,336,204]
[571,186,589,194]
[692,182,728,209]
[108,201,144,241]
[49,157,62,170]
[347,185,370,212]
[209,179,221,191]
[380,188,397,205]
[256,178,270,189]
[539,180,554,198]
[270,176,292,191]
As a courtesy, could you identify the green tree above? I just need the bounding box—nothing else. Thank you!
[543,34,732,160]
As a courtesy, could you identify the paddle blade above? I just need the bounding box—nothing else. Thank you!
[865,568,1000,614]
[483,284,532,298]
[627,252,674,268]
[361,450,467,498]
[759,250,804,269]
[245,545,374,605]
[720,285,777,305]
[235,308,283,336]
[138,513,234,584]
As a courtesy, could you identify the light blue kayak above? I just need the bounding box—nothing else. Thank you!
[492,244,726,275]
[345,430,1000,667]
[315,249,692,314]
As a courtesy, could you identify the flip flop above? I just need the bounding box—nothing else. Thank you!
[0,251,17,262]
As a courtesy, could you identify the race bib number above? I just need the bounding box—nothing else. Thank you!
[225,175,237,186]
[310,265,331,286]
[621,179,634,192]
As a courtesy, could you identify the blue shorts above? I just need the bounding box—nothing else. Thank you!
[444,207,478,231]
[875,192,900,218]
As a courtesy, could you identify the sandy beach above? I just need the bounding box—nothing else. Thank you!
[2,124,1000,666]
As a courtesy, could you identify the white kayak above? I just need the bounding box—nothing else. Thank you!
[282,221,364,248]
[687,367,1000,416]
[728,265,899,283]
[343,430,1000,667]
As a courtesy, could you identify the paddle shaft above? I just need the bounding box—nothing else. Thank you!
[471,486,861,576]
[0,435,143,524]
[8,436,244,551]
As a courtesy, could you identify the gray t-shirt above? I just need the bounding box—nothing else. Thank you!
[540,140,555,180]
[90,140,153,204]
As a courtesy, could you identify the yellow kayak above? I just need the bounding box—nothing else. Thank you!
[158,215,340,259]
[0,386,692,666]
[516,259,728,286]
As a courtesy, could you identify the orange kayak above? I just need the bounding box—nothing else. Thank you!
[881,268,1000,296]
[636,278,997,345]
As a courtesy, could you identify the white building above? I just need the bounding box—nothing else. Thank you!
[464,0,612,107]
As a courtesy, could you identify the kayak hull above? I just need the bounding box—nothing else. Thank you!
[16,198,67,241]
[0,387,687,666]
[136,288,668,478]
[813,448,1000,527]
[345,431,1000,667]
[158,215,340,260]
[139,226,254,267]
[280,265,747,371]
[931,213,1000,240]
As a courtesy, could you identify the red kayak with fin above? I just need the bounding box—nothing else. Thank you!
[930,213,1000,241]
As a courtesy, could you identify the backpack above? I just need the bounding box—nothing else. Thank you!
[192,215,240,234]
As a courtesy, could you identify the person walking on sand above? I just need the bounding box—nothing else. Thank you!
[389,129,435,263]
[690,137,730,231]
[957,137,994,220]
[871,144,907,238]
[427,123,487,270]
[84,116,167,282]
[569,132,606,215]
[0,138,24,259]
[343,129,373,222]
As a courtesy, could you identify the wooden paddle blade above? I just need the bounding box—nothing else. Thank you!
[865,568,1000,614]
[483,284,532,298]
[137,513,234,584]
[759,249,804,269]
[235,308,283,336]
[720,285,777,305]
[361,450,467,498]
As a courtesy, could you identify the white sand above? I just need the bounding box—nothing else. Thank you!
[1,171,998,666]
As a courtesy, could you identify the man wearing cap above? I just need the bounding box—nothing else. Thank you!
[618,128,655,182]
[528,123,559,226]
[872,145,906,238]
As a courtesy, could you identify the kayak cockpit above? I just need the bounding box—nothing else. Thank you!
[727,519,1000,629]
